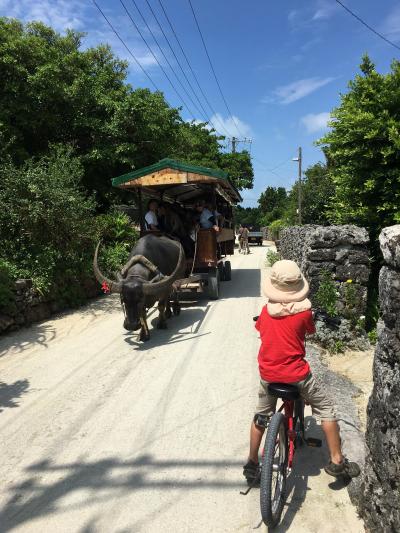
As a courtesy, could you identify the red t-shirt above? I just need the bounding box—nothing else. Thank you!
[255,306,316,383]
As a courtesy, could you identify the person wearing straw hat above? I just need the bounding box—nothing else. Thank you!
[243,260,360,484]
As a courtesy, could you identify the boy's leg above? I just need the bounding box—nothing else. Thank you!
[248,380,277,462]
[321,420,343,464]
[249,420,264,463]
[299,373,360,477]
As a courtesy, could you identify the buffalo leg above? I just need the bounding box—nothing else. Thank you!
[139,314,150,341]
[165,299,172,319]
[157,299,168,329]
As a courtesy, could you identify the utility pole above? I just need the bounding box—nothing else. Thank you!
[232,136,237,153]
[297,146,302,225]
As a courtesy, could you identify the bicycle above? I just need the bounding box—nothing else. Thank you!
[248,310,340,528]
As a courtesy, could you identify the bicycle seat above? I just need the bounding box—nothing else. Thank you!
[268,383,300,401]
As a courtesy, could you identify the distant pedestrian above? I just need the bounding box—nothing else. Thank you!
[238,224,250,254]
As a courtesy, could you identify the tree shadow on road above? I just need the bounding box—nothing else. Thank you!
[0,323,56,359]
[0,454,245,532]
[0,379,30,412]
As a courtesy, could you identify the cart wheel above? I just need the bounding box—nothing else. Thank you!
[207,268,220,300]
[224,261,232,281]
[218,262,226,282]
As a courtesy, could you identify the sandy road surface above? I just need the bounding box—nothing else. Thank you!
[0,245,363,533]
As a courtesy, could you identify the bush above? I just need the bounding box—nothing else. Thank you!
[266,249,280,266]
[269,219,288,241]
[315,270,338,317]
[94,212,139,278]
[0,148,140,308]
[0,261,16,314]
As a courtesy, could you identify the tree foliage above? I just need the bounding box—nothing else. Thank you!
[318,54,400,236]
[284,163,334,225]
[0,18,253,201]
[258,186,287,225]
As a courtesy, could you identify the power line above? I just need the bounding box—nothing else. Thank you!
[91,0,159,91]
[129,0,209,122]
[143,0,214,128]
[119,0,197,118]
[187,0,245,137]
[335,0,400,52]
[156,0,232,138]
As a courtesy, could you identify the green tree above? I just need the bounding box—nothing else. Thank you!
[258,186,287,224]
[318,55,400,233]
[218,151,254,191]
[284,162,334,225]
[0,18,253,207]
[318,55,400,329]
[234,206,261,226]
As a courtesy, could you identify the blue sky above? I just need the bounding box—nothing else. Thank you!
[1,0,400,206]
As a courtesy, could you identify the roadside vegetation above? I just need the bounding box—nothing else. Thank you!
[0,18,253,314]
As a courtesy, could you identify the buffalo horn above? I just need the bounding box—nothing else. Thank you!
[93,241,122,293]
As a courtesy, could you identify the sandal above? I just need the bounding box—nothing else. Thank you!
[324,457,361,478]
[243,459,260,485]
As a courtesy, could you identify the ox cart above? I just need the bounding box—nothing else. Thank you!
[112,158,242,300]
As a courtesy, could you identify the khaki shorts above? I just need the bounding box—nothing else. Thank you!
[255,373,336,422]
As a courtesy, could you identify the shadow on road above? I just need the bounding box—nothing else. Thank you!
[0,454,245,532]
[0,323,56,359]
[0,379,30,412]
[273,417,328,532]
[0,297,121,359]
[124,301,211,349]
[220,268,261,299]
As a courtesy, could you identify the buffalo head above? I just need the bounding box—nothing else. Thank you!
[93,241,184,331]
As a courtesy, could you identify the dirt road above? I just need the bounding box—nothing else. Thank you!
[0,245,364,532]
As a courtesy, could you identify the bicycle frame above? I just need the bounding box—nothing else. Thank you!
[277,400,297,470]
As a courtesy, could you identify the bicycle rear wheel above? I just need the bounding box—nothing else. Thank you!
[260,412,288,528]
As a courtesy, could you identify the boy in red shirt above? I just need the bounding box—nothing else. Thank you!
[243,260,360,483]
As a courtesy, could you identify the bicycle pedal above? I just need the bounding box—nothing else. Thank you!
[305,437,322,447]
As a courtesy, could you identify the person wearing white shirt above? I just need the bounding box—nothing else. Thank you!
[144,199,159,230]
[196,201,219,231]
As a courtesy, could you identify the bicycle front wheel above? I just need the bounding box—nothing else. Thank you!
[260,412,288,528]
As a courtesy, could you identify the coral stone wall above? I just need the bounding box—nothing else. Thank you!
[362,225,400,531]
[0,279,99,335]
[279,225,370,317]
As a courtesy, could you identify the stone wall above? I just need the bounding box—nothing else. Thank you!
[279,225,370,318]
[0,279,99,335]
[361,225,400,531]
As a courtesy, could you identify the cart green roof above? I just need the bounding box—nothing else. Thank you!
[111,158,242,204]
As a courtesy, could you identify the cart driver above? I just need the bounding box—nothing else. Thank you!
[145,199,159,231]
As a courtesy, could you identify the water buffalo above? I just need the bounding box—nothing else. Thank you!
[93,234,186,341]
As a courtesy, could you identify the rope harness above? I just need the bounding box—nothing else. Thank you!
[119,255,166,318]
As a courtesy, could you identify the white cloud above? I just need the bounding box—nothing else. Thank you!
[264,77,335,105]
[288,9,298,24]
[381,5,400,42]
[301,112,331,133]
[0,0,158,73]
[208,113,253,138]
[0,0,86,30]
[313,0,339,21]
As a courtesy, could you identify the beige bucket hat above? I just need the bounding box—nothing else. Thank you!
[263,259,309,303]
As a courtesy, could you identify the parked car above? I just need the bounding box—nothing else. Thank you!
[247,226,263,246]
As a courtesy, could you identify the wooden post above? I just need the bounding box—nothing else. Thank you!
[138,188,144,233]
